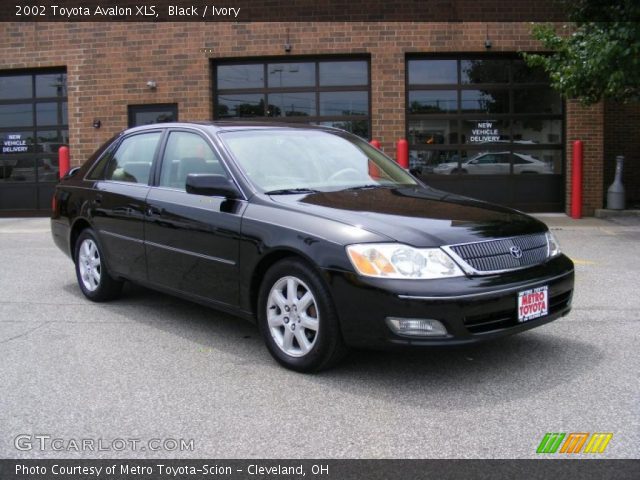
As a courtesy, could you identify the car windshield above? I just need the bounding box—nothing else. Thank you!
[219,129,418,193]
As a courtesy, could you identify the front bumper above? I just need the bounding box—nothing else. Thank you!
[326,254,574,348]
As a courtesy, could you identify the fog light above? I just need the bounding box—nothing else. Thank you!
[386,317,448,337]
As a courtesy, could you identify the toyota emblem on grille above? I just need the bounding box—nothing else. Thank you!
[510,246,523,259]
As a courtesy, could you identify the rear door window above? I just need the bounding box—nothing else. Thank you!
[103,132,162,184]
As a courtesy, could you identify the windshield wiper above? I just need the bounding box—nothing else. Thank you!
[264,187,320,195]
[343,184,386,191]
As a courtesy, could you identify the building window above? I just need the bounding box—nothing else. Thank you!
[214,58,371,139]
[406,57,564,177]
[128,104,178,128]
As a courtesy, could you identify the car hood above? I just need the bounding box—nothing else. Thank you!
[269,186,547,247]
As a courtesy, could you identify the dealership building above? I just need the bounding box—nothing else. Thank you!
[0,20,638,215]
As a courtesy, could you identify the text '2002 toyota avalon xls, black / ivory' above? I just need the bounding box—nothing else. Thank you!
[51,122,574,372]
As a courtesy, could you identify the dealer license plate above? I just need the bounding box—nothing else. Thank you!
[517,285,549,323]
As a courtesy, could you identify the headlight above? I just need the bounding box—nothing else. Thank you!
[546,231,561,258]
[346,243,464,279]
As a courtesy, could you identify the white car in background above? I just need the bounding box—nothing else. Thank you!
[433,152,552,175]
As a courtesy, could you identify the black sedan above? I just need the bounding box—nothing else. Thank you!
[51,122,574,372]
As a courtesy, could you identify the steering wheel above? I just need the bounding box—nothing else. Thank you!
[328,167,363,182]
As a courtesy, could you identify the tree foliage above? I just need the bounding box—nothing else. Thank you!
[524,0,640,104]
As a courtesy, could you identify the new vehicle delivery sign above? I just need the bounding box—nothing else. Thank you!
[469,121,501,143]
[2,134,28,153]
[517,285,549,322]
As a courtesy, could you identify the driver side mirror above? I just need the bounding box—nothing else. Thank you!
[185,174,240,198]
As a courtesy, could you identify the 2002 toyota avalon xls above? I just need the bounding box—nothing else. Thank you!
[51,122,574,372]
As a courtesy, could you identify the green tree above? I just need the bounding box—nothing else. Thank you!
[524,0,640,104]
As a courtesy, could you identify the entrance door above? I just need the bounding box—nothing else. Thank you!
[128,104,178,128]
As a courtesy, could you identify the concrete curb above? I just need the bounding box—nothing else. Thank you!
[595,209,640,218]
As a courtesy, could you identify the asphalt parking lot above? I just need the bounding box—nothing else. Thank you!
[1,215,638,459]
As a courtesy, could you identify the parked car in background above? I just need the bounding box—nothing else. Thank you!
[433,152,553,175]
[51,123,574,372]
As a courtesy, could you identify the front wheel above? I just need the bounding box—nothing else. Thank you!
[257,259,348,372]
[74,229,123,302]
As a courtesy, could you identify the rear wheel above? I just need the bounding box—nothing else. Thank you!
[74,229,123,302]
[257,259,348,372]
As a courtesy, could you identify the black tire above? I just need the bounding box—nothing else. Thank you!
[257,258,348,372]
[74,229,123,302]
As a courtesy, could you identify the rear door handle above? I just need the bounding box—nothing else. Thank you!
[147,205,162,216]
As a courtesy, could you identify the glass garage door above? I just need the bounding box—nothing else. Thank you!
[0,70,68,215]
[406,57,564,212]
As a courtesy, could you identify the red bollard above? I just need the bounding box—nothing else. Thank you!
[370,139,381,149]
[58,146,70,179]
[570,140,583,219]
[396,139,409,168]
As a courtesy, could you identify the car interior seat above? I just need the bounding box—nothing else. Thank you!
[120,162,151,183]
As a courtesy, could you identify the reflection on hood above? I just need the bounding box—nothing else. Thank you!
[300,186,517,223]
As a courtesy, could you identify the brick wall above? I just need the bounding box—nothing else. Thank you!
[0,21,607,213]
[604,101,640,208]
[0,22,548,161]
[565,101,605,216]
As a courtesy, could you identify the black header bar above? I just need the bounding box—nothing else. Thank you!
[1,459,639,480]
[4,0,568,22]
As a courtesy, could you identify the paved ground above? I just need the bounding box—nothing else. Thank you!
[0,216,638,459]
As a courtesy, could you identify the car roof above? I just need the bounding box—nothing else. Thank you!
[125,121,343,135]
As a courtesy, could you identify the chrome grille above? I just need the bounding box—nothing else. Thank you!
[448,233,548,273]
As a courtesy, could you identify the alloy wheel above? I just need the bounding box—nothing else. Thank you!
[266,276,319,357]
[78,238,101,292]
